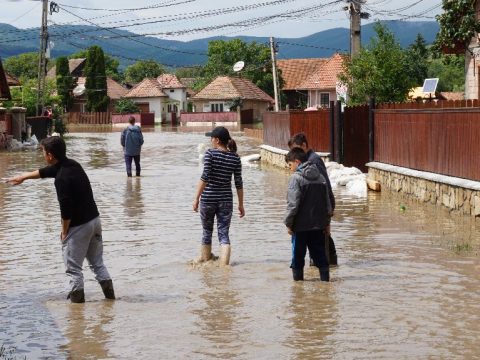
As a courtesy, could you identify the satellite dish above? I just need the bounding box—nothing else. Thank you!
[233,61,245,72]
[72,84,85,96]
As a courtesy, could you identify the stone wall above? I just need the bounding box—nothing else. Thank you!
[260,144,330,169]
[367,162,480,217]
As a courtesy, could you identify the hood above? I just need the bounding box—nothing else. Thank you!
[128,125,141,132]
[296,161,320,181]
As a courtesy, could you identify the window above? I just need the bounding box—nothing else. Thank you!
[320,93,330,108]
[167,104,178,113]
[210,103,224,112]
[170,89,174,93]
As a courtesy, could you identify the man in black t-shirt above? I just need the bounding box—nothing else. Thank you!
[6,136,115,303]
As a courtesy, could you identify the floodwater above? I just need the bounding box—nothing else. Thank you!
[1,128,480,359]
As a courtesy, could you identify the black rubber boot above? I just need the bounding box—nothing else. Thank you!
[68,289,85,303]
[329,236,338,266]
[100,279,115,300]
[292,268,304,281]
[320,269,330,282]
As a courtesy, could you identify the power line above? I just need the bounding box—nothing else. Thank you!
[55,0,196,12]
[277,41,347,52]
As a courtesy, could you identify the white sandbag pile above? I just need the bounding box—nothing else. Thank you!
[326,161,367,197]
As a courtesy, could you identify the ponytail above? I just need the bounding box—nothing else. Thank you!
[227,138,237,153]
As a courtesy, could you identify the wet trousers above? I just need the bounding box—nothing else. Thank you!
[62,216,111,292]
[125,154,141,176]
[200,201,233,245]
[291,230,329,271]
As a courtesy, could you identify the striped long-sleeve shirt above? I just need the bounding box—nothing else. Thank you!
[200,148,243,203]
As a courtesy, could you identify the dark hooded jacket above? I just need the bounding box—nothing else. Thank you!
[121,125,144,156]
[284,161,332,232]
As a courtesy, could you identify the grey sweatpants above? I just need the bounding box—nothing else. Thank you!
[62,216,111,292]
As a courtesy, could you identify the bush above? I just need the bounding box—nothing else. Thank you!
[114,98,140,114]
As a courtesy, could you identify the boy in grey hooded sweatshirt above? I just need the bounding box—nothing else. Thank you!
[284,148,332,281]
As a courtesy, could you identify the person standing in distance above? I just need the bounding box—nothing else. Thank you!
[6,136,115,303]
[121,116,144,177]
[193,126,245,265]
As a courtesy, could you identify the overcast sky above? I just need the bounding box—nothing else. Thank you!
[2,0,442,41]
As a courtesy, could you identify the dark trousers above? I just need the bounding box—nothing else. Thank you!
[291,230,329,271]
[125,154,140,176]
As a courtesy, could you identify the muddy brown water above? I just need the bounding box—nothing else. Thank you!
[1,129,480,359]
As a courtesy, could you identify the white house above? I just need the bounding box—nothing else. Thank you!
[124,78,168,123]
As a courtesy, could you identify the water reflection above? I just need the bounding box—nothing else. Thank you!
[123,178,145,225]
[288,282,337,360]
[192,268,245,359]
[52,301,114,359]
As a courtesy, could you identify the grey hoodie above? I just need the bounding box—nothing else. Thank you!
[121,125,144,156]
[284,161,332,232]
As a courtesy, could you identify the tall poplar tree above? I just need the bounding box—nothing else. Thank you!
[56,56,75,111]
[85,46,109,112]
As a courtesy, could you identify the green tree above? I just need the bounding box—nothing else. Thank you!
[114,98,140,114]
[84,46,109,112]
[428,55,465,92]
[175,66,204,79]
[433,0,480,55]
[56,56,76,111]
[405,34,430,86]
[124,60,165,84]
[199,39,283,98]
[340,22,415,105]
[3,52,39,80]
[70,50,121,82]
[5,78,58,116]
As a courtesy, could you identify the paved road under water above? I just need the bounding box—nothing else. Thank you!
[1,128,480,359]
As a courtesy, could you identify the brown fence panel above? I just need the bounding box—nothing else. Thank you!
[374,109,480,181]
[263,111,290,149]
[289,110,330,153]
[66,112,111,125]
[343,104,369,172]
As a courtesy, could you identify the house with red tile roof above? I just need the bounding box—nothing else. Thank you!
[191,76,274,122]
[124,78,168,123]
[71,77,128,113]
[157,74,187,118]
[296,53,347,109]
[277,58,328,109]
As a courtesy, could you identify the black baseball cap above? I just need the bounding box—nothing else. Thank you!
[205,126,231,143]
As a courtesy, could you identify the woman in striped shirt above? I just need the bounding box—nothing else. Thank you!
[193,126,245,265]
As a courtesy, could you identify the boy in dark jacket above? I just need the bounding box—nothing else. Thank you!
[284,148,331,282]
[288,132,337,266]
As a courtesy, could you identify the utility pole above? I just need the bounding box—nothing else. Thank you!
[270,36,281,112]
[36,0,49,116]
[345,1,369,57]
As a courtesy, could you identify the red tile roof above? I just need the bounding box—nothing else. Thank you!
[125,78,168,98]
[47,58,86,78]
[439,92,464,101]
[298,53,348,90]
[157,74,185,89]
[76,77,128,99]
[277,58,327,90]
[192,76,274,102]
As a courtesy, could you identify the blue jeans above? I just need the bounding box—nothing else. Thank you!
[125,154,140,176]
[200,201,233,245]
[291,230,329,271]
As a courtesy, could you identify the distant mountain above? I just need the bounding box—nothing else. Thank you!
[0,21,439,68]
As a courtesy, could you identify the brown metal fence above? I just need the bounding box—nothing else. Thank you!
[343,104,369,172]
[263,110,331,152]
[374,107,480,181]
[66,112,111,125]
